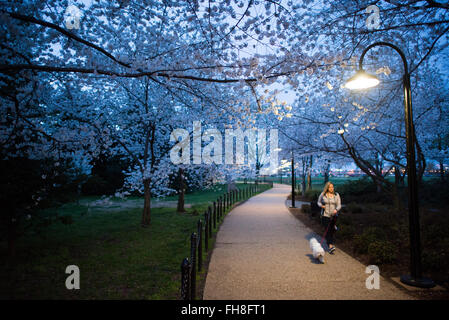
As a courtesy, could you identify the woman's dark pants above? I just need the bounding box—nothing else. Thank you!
[321,216,336,247]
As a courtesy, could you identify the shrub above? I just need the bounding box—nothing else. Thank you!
[346,202,363,214]
[301,204,311,214]
[337,224,355,240]
[422,240,449,272]
[418,180,449,207]
[287,192,301,200]
[337,215,353,226]
[367,240,397,265]
[338,177,391,204]
[338,177,375,195]
[59,215,74,225]
[305,190,320,200]
[81,175,111,195]
[353,227,387,254]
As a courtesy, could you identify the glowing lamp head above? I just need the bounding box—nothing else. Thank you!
[344,70,380,90]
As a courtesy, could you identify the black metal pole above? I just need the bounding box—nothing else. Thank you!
[180,258,191,300]
[208,206,212,238]
[213,201,216,229]
[358,42,434,288]
[204,212,208,252]
[291,151,296,208]
[197,220,202,272]
[190,233,197,300]
[218,196,221,220]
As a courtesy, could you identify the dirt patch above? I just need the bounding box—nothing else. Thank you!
[79,198,192,213]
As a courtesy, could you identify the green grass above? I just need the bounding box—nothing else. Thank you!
[267,175,441,189]
[266,176,361,191]
[0,183,270,299]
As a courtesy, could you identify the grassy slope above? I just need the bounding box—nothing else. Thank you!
[0,183,269,299]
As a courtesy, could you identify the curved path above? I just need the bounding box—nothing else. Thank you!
[203,184,413,300]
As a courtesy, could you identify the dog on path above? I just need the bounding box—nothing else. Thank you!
[309,237,325,263]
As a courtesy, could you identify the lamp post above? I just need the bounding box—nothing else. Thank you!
[291,150,296,208]
[345,42,435,288]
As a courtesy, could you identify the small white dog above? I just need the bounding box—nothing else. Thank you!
[309,237,325,263]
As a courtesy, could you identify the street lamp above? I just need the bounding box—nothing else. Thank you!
[344,41,435,288]
[291,150,296,208]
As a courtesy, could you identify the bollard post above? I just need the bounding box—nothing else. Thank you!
[181,258,191,300]
[208,206,212,238]
[219,196,222,219]
[204,212,209,252]
[223,193,226,211]
[225,193,228,210]
[197,220,202,272]
[190,233,197,300]
[213,201,216,229]
[217,197,220,220]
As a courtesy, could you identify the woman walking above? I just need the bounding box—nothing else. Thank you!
[317,182,341,254]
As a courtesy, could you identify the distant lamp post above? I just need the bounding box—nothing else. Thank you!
[345,41,435,288]
[291,150,296,208]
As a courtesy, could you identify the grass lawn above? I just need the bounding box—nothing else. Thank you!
[268,175,441,191]
[0,183,271,299]
[266,176,362,189]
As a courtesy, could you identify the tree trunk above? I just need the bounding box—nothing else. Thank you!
[177,168,186,213]
[375,153,383,193]
[177,188,185,213]
[301,158,307,196]
[440,160,445,182]
[324,160,330,184]
[306,155,313,190]
[376,181,382,193]
[301,175,306,196]
[142,178,151,226]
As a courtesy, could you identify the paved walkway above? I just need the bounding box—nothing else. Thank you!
[203,184,413,300]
